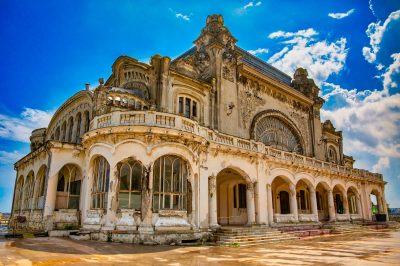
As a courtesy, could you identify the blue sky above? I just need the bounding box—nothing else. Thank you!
[0,0,399,212]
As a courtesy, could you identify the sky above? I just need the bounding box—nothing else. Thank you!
[0,0,399,212]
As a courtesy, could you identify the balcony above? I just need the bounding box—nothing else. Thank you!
[88,110,383,183]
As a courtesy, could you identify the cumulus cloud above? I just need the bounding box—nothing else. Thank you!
[236,1,262,14]
[247,48,269,56]
[267,28,347,85]
[169,8,191,21]
[321,85,400,161]
[362,10,400,64]
[328,9,355,19]
[0,108,53,143]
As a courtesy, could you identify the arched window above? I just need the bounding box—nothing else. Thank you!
[14,176,24,211]
[23,172,35,210]
[75,113,82,143]
[84,111,90,133]
[55,127,60,140]
[118,160,144,210]
[153,155,188,211]
[92,156,110,209]
[55,165,82,209]
[328,146,337,164]
[61,121,67,142]
[253,114,303,154]
[67,116,74,142]
[34,166,46,209]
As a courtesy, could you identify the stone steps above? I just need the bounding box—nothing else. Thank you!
[215,227,299,246]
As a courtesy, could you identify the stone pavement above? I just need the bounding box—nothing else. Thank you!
[0,229,399,265]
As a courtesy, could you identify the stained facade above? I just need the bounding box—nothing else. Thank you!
[12,15,388,244]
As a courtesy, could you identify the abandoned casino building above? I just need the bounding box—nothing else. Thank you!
[11,15,389,244]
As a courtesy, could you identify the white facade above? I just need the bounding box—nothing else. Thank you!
[11,15,388,244]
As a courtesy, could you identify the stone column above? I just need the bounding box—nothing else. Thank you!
[267,184,274,225]
[43,173,58,217]
[289,184,298,222]
[310,187,318,218]
[356,195,362,216]
[343,194,349,214]
[327,189,336,222]
[246,182,256,226]
[139,165,153,232]
[256,179,267,225]
[377,195,384,213]
[103,164,118,230]
[208,175,219,228]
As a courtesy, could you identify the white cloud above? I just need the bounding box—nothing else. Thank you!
[369,0,376,17]
[267,28,347,85]
[0,150,24,165]
[362,10,400,64]
[268,28,318,39]
[0,108,53,143]
[328,9,355,19]
[382,53,400,93]
[236,1,262,14]
[248,48,269,56]
[169,8,191,21]
[321,85,400,161]
[372,157,390,173]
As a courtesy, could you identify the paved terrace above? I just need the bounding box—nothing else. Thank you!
[0,229,399,265]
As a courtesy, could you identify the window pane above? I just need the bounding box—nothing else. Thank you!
[164,159,172,192]
[119,192,129,209]
[153,194,160,211]
[178,97,183,113]
[131,192,141,210]
[131,164,142,190]
[185,98,191,118]
[120,164,130,190]
[70,180,81,196]
[173,159,181,193]
[164,194,171,209]
[192,101,197,117]
[57,175,65,192]
[173,195,179,210]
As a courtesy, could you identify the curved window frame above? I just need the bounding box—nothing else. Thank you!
[55,165,82,210]
[23,172,35,210]
[253,115,303,154]
[91,157,110,210]
[34,168,46,209]
[14,176,24,211]
[118,160,144,210]
[153,155,188,211]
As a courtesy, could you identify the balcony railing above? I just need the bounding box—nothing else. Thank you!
[89,111,383,183]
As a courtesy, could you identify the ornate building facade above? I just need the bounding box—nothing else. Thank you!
[12,15,388,244]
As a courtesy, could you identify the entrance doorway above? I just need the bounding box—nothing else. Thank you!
[216,168,249,225]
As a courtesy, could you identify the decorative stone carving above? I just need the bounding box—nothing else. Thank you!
[222,66,234,82]
[239,79,265,128]
[194,45,211,80]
